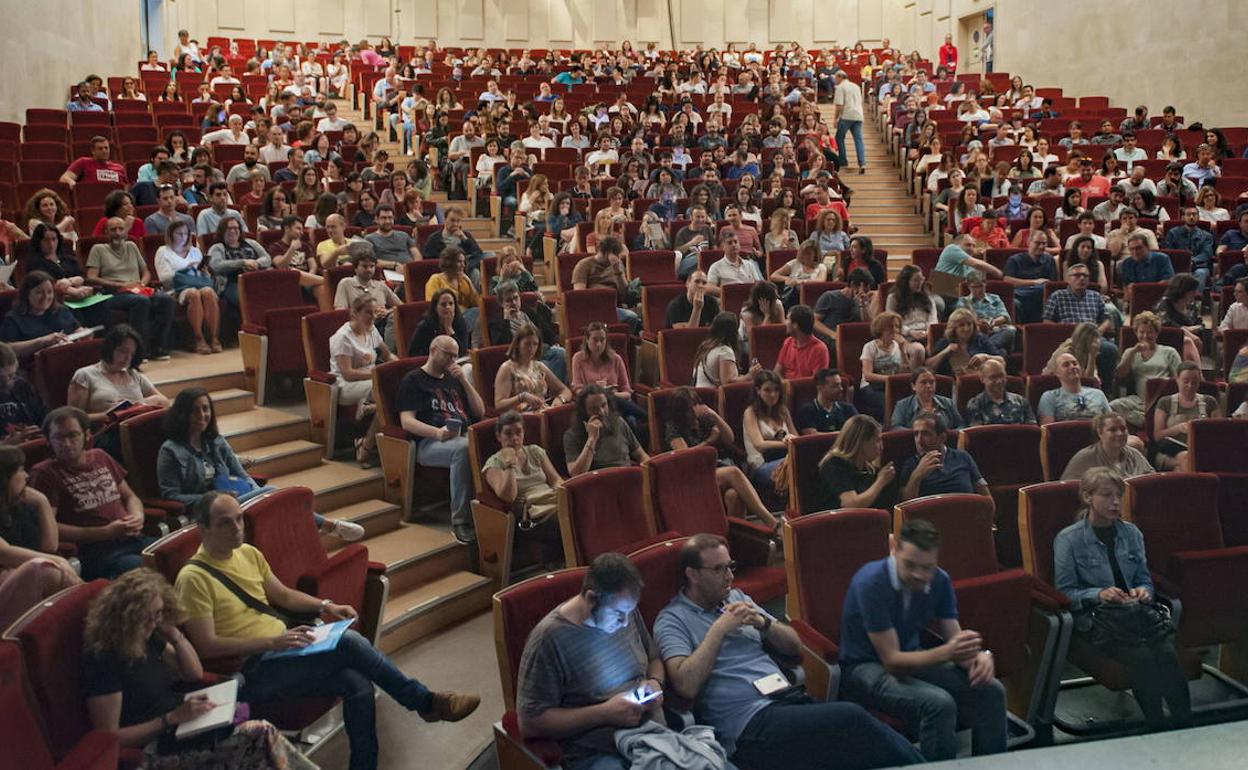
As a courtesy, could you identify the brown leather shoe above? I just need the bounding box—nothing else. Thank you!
[420,691,481,723]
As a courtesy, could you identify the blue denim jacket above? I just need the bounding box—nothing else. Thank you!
[1053,517,1154,610]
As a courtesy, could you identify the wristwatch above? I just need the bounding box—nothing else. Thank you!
[319,598,332,612]
[759,615,772,634]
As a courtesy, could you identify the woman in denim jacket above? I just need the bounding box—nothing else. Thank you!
[156,388,363,542]
[1053,467,1191,730]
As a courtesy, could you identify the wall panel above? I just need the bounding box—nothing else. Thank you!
[592,0,620,42]
[858,0,882,41]
[679,0,704,43]
[409,0,439,37]
[363,0,393,36]
[266,0,296,33]
[635,0,665,43]
[218,0,246,29]
[315,0,344,34]
[723,0,749,42]
[457,0,484,39]
[548,0,574,41]
[503,0,531,40]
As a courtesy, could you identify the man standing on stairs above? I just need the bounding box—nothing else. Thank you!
[396,334,485,545]
[832,71,866,175]
[177,492,480,770]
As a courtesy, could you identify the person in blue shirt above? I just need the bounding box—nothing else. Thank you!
[1118,234,1175,288]
[840,518,1007,761]
[552,65,585,89]
[1216,209,1248,261]
[66,81,103,112]
[898,411,990,504]
[655,534,923,770]
[1162,206,1214,292]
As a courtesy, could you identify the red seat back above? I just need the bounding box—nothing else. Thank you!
[242,487,325,582]
[643,446,727,537]
[467,413,545,506]
[32,338,102,409]
[894,494,999,580]
[238,269,309,326]
[557,466,653,565]
[748,324,788,370]
[627,250,677,285]
[403,260,442,300]
[471,344,511,417]
[789,431,839,516]
[492,567,586,710]
[835,322,872,386]
[1018,480,1082,585]
[1126,472,1224,559]
[372,357,428,429]
[120,408,171,501]
[720,282,754,315]
[959,424,1043,487]
[561,288,619,337]
[657,326,708,387]
[392,301,430,354]
[301,309,350,374]
[540,402,578,477]
[1039,419,1093,480]
[1022,323,1076,375]
[641,283,684,337]
[785,509,890,638]
[629,538,687,631]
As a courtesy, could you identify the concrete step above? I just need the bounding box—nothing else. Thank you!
[209,388,254,416]
[320,498,404,540]
[361,523,469,594]
[238,439,324,478]
[377,571,494,654]
[266,461,386,511]
[218,407,310,452]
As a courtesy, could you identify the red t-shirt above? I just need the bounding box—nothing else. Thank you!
[1067,174,1111,207]
[805,200,851,225]
[30,449,129,528]
[776,335,830,379]
[91,217,145,238]
[66,157,129,185]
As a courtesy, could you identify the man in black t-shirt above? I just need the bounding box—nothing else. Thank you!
[813,268,874,354]
[664,270,720,329]
[796,368,858,434]
[0,343,45,443]
[396,334,485,544]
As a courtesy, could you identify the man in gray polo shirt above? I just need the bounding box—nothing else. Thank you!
[654,534,923,770]
[364,205,421,271]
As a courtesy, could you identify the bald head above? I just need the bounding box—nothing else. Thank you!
[105,217,128,242]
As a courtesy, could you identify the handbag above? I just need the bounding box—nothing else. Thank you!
[174,267,214,291]
[1085,600,1174,650]
[187,559,322,629]
[513,484,558,530]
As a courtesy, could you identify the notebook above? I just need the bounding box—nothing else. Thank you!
[262,617,356,660]
[175,678,239,740]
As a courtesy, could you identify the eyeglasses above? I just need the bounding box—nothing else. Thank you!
[698,560,737,575]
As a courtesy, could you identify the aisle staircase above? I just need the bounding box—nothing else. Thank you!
[144,351,493,655]
[817,103,933,277]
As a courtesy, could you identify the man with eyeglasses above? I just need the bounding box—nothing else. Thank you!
[1043,263,1118,385]
[1037,352,1112,424]
[654,533,923,770]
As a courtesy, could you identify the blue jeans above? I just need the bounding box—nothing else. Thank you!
[1192,262,1211,293]
[107,290,175,353]
[79,536,156,580]
[1097,338,1119,389]
[749,458,785,499]
[989,324,1017,353]
[842,661,1007,761]
[1012,285,1044,325]
[416,435,473,528]
[543,344,568,383]
[242,629,432,770]
[733,700,924,770]
[462,306,480,335]
[835,119,866,169]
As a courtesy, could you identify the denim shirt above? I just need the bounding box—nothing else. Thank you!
[1053,517,1154,610]
[157,435,256,506]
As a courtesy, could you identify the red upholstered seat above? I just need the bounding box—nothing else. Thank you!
[720,281,754,315]
[787,430,839,517]
[834,322,872,388]
[959,424,1044,567]
[644,386,716,454]
[629,538,687,631]
[32,338,102,409]
[627,250,677,285]
[1188,419,1248,547]
[1039,419,1093,481]
[392,300,430,353]
[471,344,511,417]
[371,356,447,513]
[657,326,707,387]
[301,309,359,457]
[119,407,187,520]
[556,466,673,566]
[954,373,1025,414]
[1022,323,1076,375]
[238,269,317,404]
[641,283,685,340]
[539,403,578,477]
[798,281,844,308]
[717,380,753,455]
[402,260,442,299]
[0,639,119,770]
[559,288,625,342]
[643,446,784,603]
[747,323,788,370]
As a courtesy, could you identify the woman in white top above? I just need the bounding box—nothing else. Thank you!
[67,325,170,459]
[742,369,797,504]
[857,311,910,423]
[517,174,553,230]
[733,186,763,231]
[694,312,760,387]
[560,121,591,150]
[1032,137,1059,169]
[494,325,571,413]
[330,295,396,467]
[301,58,326,94]
[1220,278,1248,332]
[1195,186,1230,222]
[154,220,221,355]
[475,138,506,193]
[326,53,350,97]
[770,239,827,305]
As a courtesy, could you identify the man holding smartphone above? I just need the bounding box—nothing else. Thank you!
[655,534,923,770]
[838,518,1007,761]
[898,412,993,506]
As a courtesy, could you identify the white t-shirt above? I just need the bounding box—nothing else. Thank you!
[833,80,864,122]
[859,339,904,388]
[695,344,736,387]
[328,322,382,378]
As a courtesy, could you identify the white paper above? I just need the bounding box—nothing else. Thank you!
[175,678,238,739]
[383,269,405,283]
[0,262,16,288]
[65,325,104,342]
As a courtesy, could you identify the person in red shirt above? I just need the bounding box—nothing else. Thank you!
[90,190,146,238]
[938,34,958,72]
[775,305,830,379]
[60,136,128,188]
[804,185,851,228]
[1065,158,1111,207]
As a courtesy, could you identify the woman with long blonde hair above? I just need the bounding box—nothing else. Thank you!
[804,414,898,514]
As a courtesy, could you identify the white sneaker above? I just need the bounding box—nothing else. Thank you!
[332,520,366,542]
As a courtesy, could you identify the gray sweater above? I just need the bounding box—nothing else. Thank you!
[207,238,272,280]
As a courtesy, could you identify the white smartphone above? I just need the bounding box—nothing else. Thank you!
[626,684,661,705]
[752,673,792,697]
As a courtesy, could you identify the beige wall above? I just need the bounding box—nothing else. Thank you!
[0,0,145,123]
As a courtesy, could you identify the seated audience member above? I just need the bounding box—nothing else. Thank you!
[483,410,563,530]
[425,245,482,332]
[839,235,888,286]
[571,236,641,332]
[194,182,247,236]
[739,282,786,356]
[840,517,1006,761]
[60,136,127,188]
[490,247,540,295]
[796,367,858,434]
[486,277,562,365]
[885,265,938,369]
[1106,209,1159,262]
[1038,352,1112,424]
[315,213,355,270]
[335,247,402,348]
[857,311,910,422]
[774,305,829,379]
[176,492,479,770]
[208,216,272,312]
[333,296,397,468]
[1152,361,1220,471]
[154,220,221,355]
[1054,467,1191,731]
[812,269,875,356]
[933,234,1004,301]
[891,368,963,430]
[0,444,81,630]
[268,216,323,293]
[1216,210,1248,262]
[1003,231,1059,323]
[408,289,472,358]
[955,270,1016,352]
[87,217,176,360]
[365,205,422,269]
[898,411,990,503]
[1061,412,1154,480]
[1109,311,1181,430]
[31,406,153,579]
[1043,265,1119,385]
[695,311,759,387]
[808,414,898,514]
[1163,206,1214,291]
[570,321,643,430]
[1220,278,1248,332]
[706,229,765,296]
[82,569,315,768]
[663,387,780,531]
[0,343,47,442]
[564,385,649,477]
[517,552,729,767]
[494,325,572,413]
[1119,234,1174,288]
[742,370,797,498]
[22,224,94,304]
[927,307,1006,378]
[665,270,721,329]
[1154,273,1205,363]
[68,324,170,456]
[90,191,145,238]
[674,205,717,279]
[0,271,83,363]
[654,534,924,770]
[397,335,485,545]
[964,359,1036,425]
[423,206,487,280]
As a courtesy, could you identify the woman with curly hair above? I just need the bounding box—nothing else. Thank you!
[24,188,78,245]
[82,569,317,769]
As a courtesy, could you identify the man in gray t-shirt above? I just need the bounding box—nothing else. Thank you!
[364,206,420,269]
[564,386,647,477]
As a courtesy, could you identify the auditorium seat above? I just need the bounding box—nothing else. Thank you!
[301,308,360,458]
[555,466,674,567]
[1188,419,1248,547]
[959,424,1044,567]
[371,356,447,516]
[237,269,317,405]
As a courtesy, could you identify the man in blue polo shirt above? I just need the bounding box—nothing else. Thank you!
[1119,234,1175,288]
[654,534,922,770]
[839,518,1007,761]
[898,412,993,505]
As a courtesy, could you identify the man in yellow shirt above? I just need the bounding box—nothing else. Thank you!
[315,213,356,270]
[176,492,479,770]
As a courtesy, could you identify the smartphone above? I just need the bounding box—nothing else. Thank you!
[443,418,463,437]
[107,400,134,415]
[626,684,662,705]
[752,673,792,697]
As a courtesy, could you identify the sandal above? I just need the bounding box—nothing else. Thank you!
[354,438,375,469]
[209,340,223,353]
[195,340,212,355]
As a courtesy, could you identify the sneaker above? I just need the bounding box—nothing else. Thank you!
[452,523,477,545]
[150,350,172,361]
[332,520,366,542]
[858,167,867,174]
[420,691,481,723]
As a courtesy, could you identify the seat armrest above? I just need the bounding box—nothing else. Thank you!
[726,516,774,567]
[240,323,267,335]
[381,425,408,439]
[1150,570,1183,601]
[790,619,839,661]
[141,498,187,515]
[308,369,337,384]
[296,544,369,614]
[500,711,563,768]
[1028,578,1072,611]
[55,730,119,770]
